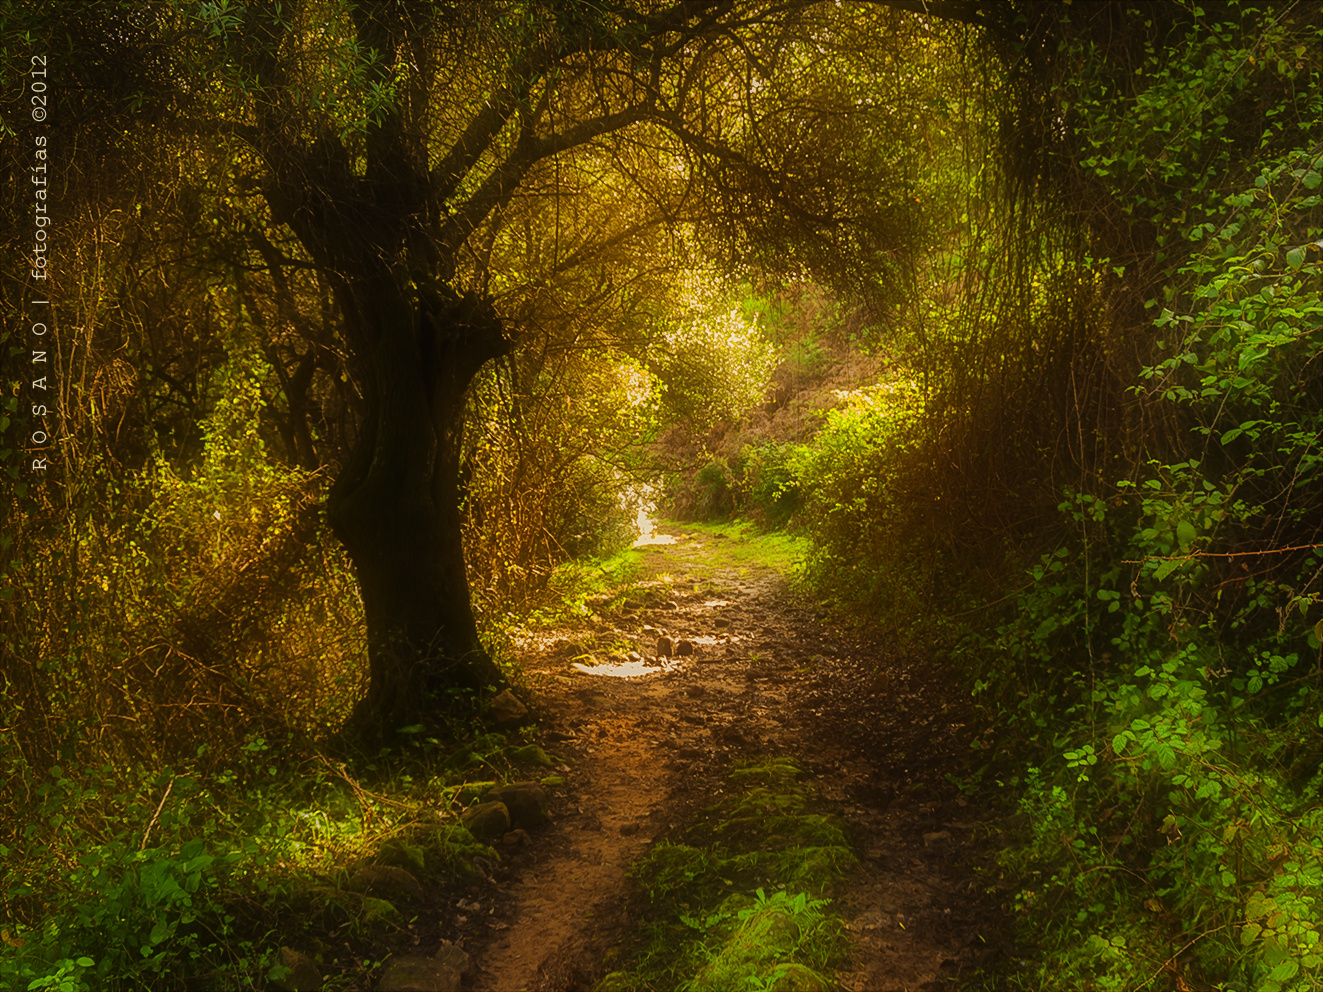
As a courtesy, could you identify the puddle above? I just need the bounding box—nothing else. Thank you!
[573,657,686,678]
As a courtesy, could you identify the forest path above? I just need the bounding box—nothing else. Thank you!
[457,523,1006,991]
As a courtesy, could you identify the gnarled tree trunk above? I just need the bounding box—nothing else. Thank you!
[321,266,510,737]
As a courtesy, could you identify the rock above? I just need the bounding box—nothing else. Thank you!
[272,947,322,991]
[922,830,951,847]
[684,684,704,698]
[712,617,729,627]
[461,801,511,841]
[675,639,695,657]
[434,941,471,972]
[484,781,548,828]
[628,651,642,663]
[501,828,530,846]
[642,626,660,637]
[378,837,426,871]
[619,821,640,836]
[349,864,426,902]
[657,636,673,657]
[378,952,466,991]
[454,780,496,805]
[509,744,554,767]
[489,690,529,727]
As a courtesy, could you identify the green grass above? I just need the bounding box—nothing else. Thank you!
[597,757,851,992]
[653,520,806,578]
[525,545,646,626]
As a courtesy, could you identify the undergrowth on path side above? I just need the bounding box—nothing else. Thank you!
[0,725,559,991]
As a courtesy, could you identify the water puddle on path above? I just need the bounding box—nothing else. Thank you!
[571,657,686,678]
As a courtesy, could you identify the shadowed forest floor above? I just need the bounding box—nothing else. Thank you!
[414,523,1012,991]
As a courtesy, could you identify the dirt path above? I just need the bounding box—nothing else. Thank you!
[450,523,1008,991]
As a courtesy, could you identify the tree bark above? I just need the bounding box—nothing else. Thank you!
[322,266,511,738]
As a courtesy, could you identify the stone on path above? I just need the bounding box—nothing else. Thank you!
[349,864,425,902]
[485,781,548,828]
[502,828,530,846]
[657,635,673,657]
[489,690,529,727]
[461,801,511,841]
[675,639,695,656]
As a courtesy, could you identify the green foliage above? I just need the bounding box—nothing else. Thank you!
[973,7,1323,987]
[649,275,780,434]
[464,349,653,613]
[782,376,940,629]
[0,719,553,990]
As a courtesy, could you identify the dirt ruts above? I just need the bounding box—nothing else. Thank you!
[444,524,1008,991]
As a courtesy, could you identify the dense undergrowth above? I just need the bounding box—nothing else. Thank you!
[598,757,851,992]
[0,712,566,991]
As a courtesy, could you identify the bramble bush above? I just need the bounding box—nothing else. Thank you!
[981,7,1323,986]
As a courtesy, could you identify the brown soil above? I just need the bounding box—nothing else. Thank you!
[441,524,1011,992]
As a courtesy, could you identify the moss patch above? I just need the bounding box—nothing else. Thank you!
[598,756,850,991]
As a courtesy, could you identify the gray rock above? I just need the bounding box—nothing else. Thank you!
[272,947,322,991]
[501,828,530,846]
[461,801,511,841]
[485,781,548,828]
[349,865,425,902]
[433,941,471,973]
[489,689,529,727]
[675,639,695,657]
[657,636,674,657]
[378,952,465,991]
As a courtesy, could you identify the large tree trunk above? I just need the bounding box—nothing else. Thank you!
[324,268,511,738]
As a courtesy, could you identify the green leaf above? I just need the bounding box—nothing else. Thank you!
[1156,744,1176,770]
[1270,959,1299,982]
[1303,170,1321,189]
[1176,520,1197,549]
[1286,246,1306,270]
[1154,559,1181,581]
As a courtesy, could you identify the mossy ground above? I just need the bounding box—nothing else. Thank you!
[595,757,850,992]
